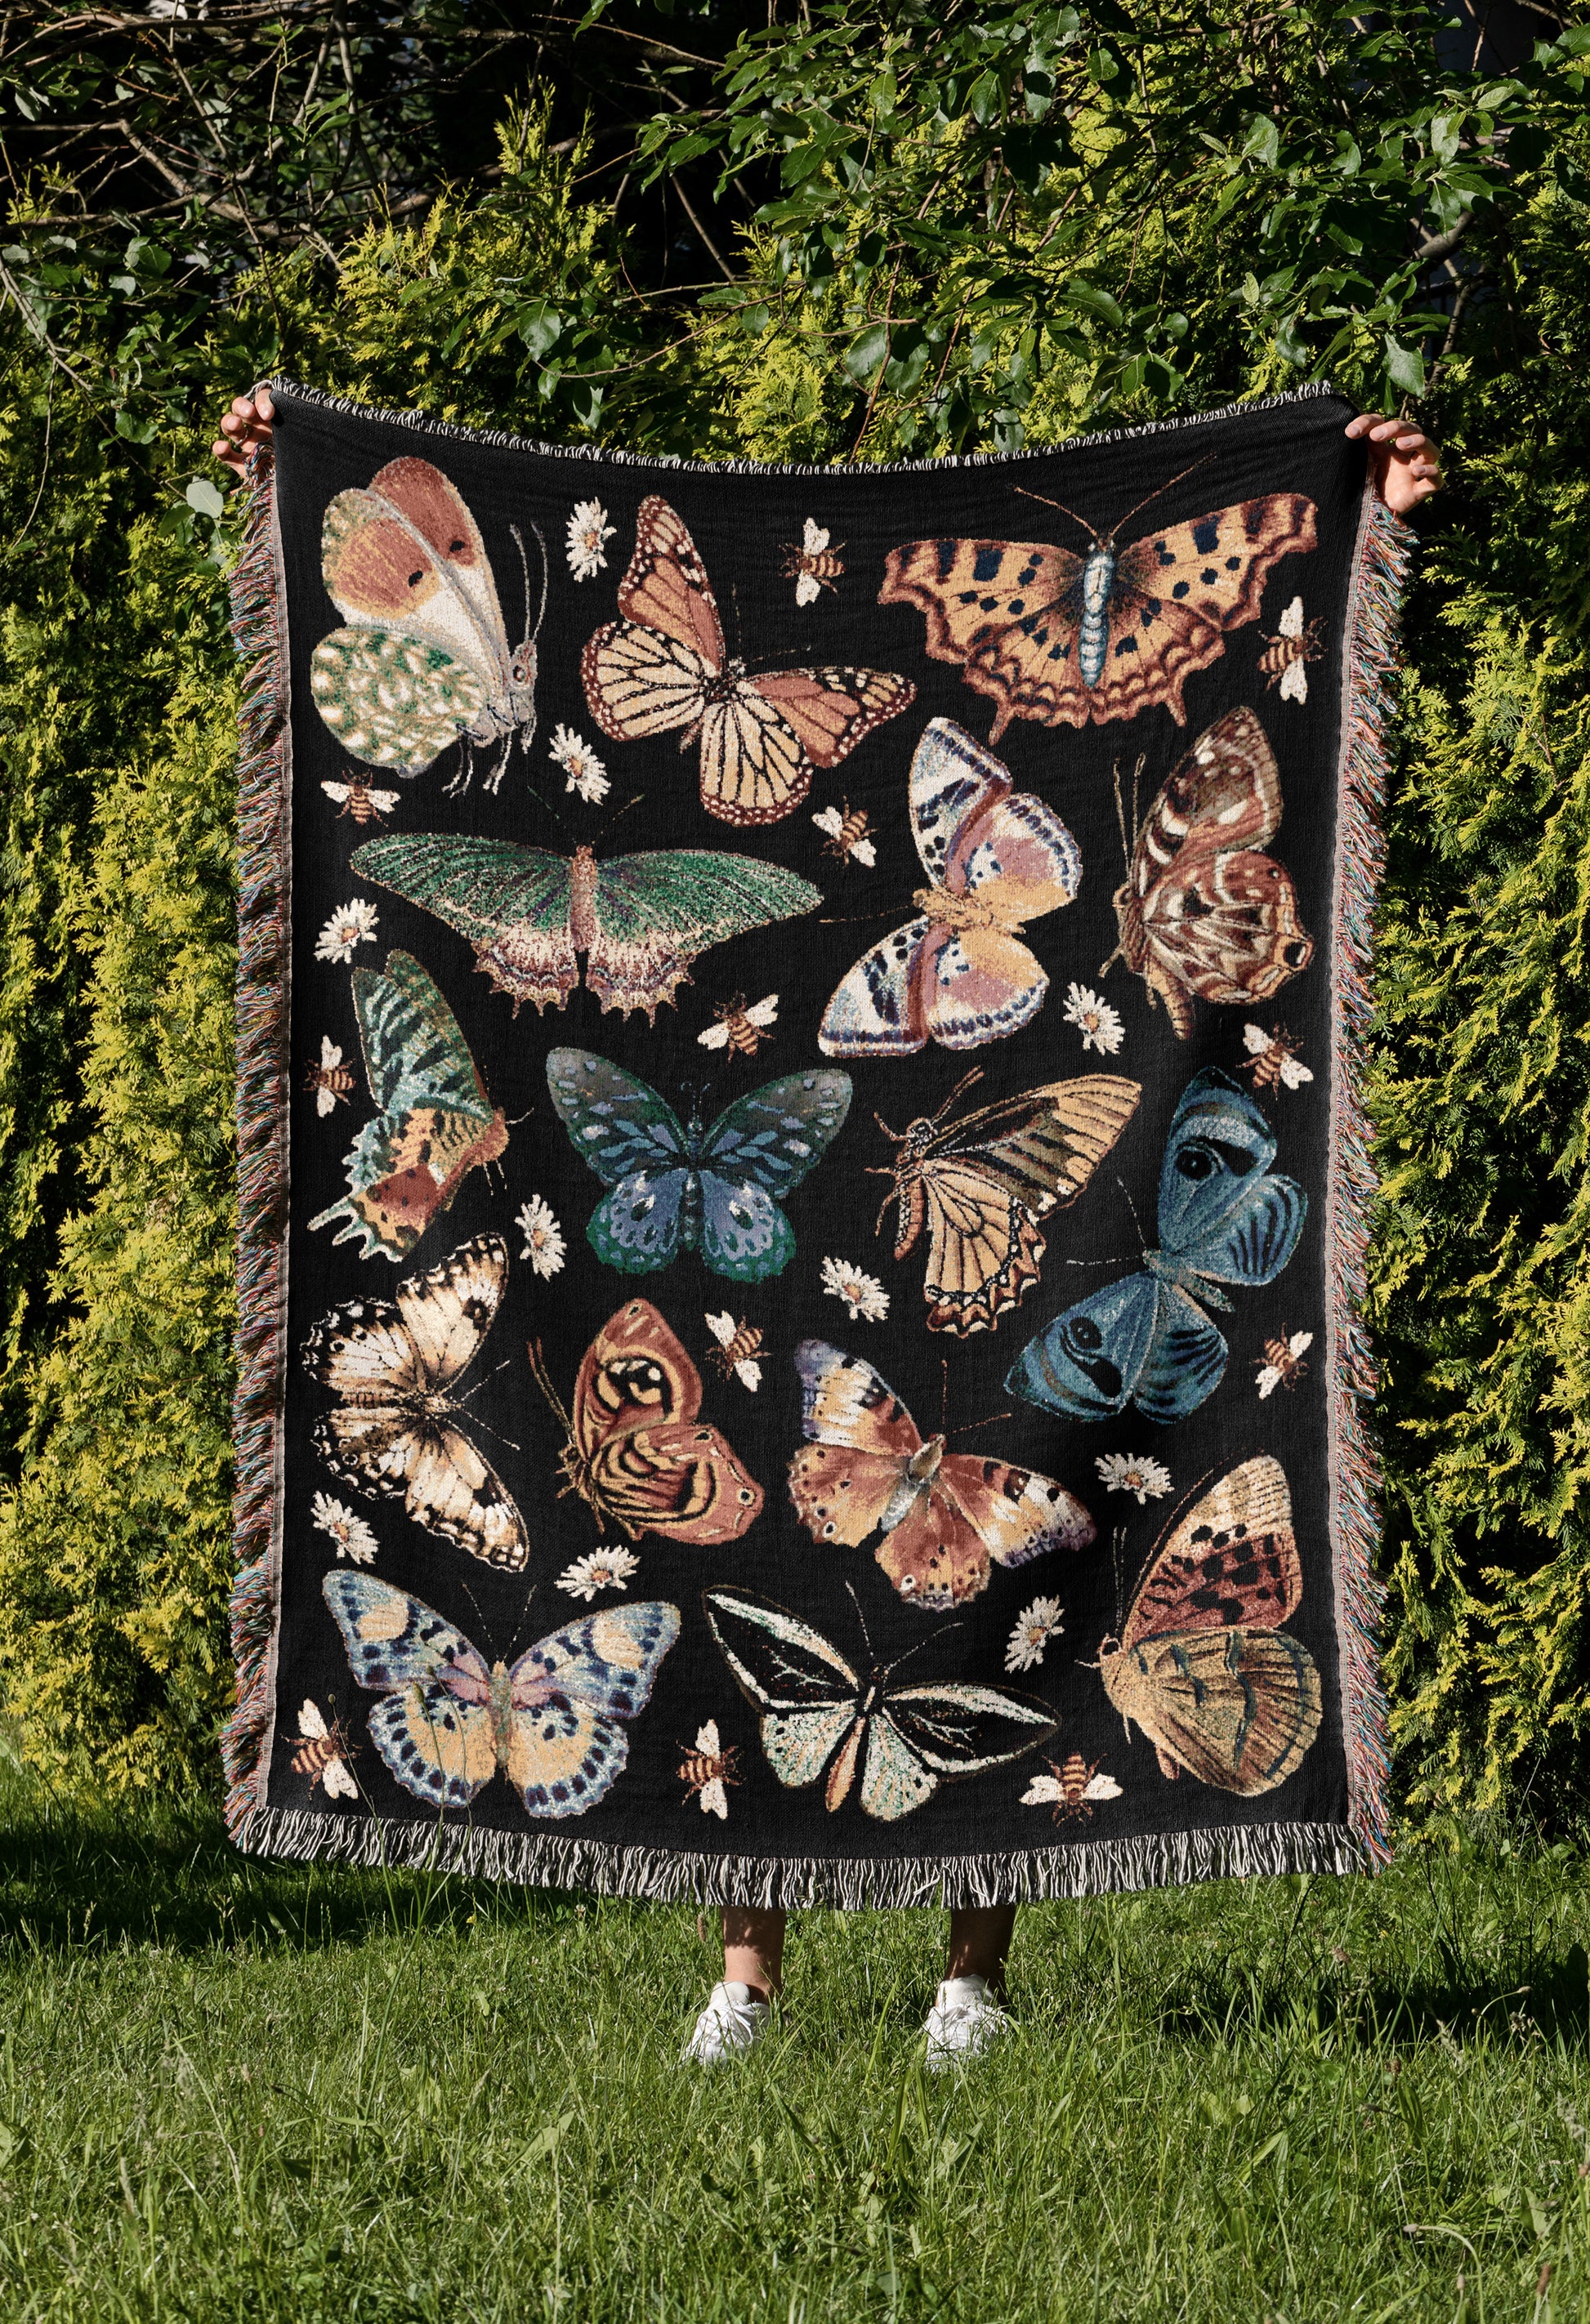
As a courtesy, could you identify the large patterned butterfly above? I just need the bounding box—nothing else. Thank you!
[869,1066,1142,1335]
[819,718,1081,1059]
[308,950,507,1263]
[1104,706,1314,1039]
[878,479,1316,738]
[704,1586,1060,1821]
[528,1297,764,1546]
[1007,1068,1306,1425]
[581,496,915,825]
[303,1232,529,1569]
[323,1572,680,1818]
[1100,1456,1321,1794]
[352,832,820,1024]
[545,1049,851,1282]
[310,457,545,794]
[788,1340,1095,1611]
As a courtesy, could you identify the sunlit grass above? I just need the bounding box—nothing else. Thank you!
[2,1750,1588,2321]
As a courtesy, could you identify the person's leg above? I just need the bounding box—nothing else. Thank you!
[723,1905,787,2001]
[945,1904,1016,1996]
[926,1904,1016,2068]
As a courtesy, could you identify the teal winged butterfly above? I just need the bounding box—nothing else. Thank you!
[546,1048,851,1282]
[308,950,507,1262]
[351,832,822,1024]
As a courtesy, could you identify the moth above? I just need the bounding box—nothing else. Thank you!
[1100,1456,1321,1793]
[1258,596,1327,703]
[820,718,1082,1059]
[1242,1022,1313,1092]
[878,472,1317,737]
[698,992,778,1056]
[546,1049,851,1283]
[1007,1068,1306,1426]
[788,1339,1096,1611]
[308,951,507,1263]
[678,1720,740,1819]
[324,1572,679,1818]
[1257,1329,1313,1397]
[351,832,820,1026]
[529,1297,764,1546]
[704,1586,1060,1821]
[322,776,400,826]
[813,801,877,868]
[582,496,913,825]
[302,1232,529,1570]
[1021,1754,1123,1823]
[781,517,846,604]
[310,456,547,795]
[288,1699,358,1800]
[705,1312,764,1392]
[869,1065,1141,1335]
[1105,706,1314,1040]
[305,1034,356,1117]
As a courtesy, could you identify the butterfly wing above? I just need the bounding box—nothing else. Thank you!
[582,497,722,743]
[819,916,932,1058]
[1124,1283,1232,1423]
[1006,1273,1171,1421]
[788,1340,919,1548]
[878,537,1086,743]
[865,1679,1059,1818]
[1123,1456,1300,1645]
[1101,1627,1321,1793]
[703,1586,861,1791]
[504,1601,681,1818]
[543,1049,693,1273]
[311,630,491,776]
[351,833,577,1013]
[1158,1068,1306,1287]
[573,1300,764,1542]
[588,851,820,1018]
[695,1069,852,1281]
[940,1455,1096,1572]
[322,1572,496,1809]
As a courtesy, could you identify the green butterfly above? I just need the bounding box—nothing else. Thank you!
[351,832,822,1024]
[309,951,507,1263]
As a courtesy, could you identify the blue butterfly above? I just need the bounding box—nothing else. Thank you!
[322,1572,679,1818]
[545,1049,852,1282]
[1006,1068,1306,1425]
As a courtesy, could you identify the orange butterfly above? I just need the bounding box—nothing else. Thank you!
[878,482,1316,738]
[1104,706,1313,1039]
[581,497,915,826]
[788,1340,1095,1611]
[529,1299,764,1546]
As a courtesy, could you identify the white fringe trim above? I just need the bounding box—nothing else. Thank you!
[233,1806,1370,1906]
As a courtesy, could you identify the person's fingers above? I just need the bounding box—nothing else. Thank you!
[254,389,275,423]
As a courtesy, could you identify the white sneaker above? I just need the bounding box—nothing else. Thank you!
[924,1974,1009,2071]
[684,1979,770,2067]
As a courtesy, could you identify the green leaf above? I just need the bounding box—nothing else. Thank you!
[1244,114,1280,169]
[1087,46,1117,85]
[1384,334,1427,395]
[517,303,563,360]
[967,70,1001,126]
[114,409,157,444]
[739,302,770,337]
[1429,112,1462,165]
[184,478,225,521]
[1062,279,1125,330]
[845,322,891,382]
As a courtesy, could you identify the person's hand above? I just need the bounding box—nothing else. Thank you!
[212,388,275,480]
[1345,411,1441,515]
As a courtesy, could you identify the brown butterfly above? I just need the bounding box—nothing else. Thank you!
[878,477,1316,738]
[1104,706,1313,1039]
[529,1299,764,1546]
[869,1067,1141,1336]
[788,1340,1095,1611]
[582,497,915,825]
[1100,1455,1321,1793]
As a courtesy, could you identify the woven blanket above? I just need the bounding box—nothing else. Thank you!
[225,378,1405,1906]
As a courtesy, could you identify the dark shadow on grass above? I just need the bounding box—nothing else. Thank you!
[1155,1941,1590,2052]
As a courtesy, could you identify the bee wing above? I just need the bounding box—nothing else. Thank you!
[734,1358,763,1393]
[320,1037,342,1068]
[796,573,821,606]
[297,1699,329,1739]
[812,807,842,840]
[696,1720,721,1755]
[851,836,877,867]
[804,519,828,554]
[1279,595,1304,638]
[1289,1332,1315,1359]
[322,782,351,805]
[705,1311,736,1347]
[1257,1366,1282,1399]
[1021,1774,1063,1805]
[1242,1024,1272,1057]
[316,1086,337,1118]
[1279,1056,1314,1088]
[1280,659,1308,703]
[700,1779,729,1819]
[746,996,779,1029]
[324,1758,359,1800]
[1083,1773,1122,1802]
[697,1022,732,1050]
[371,788,400,812]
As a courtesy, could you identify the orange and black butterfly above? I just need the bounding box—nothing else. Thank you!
[529,1299,764,1546]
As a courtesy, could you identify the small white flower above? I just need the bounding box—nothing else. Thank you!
[311,1492,378,1566]
[1095,1452,1172,1505]
[516,1195,566,1279]
[1006,1596,1064,1674]
[1063,982,1125,1055]
[315,897,379,965]
[566,497,615,583]
[557,1547,641,1601]
[548,722,610,804]
[821,1256,891,1323]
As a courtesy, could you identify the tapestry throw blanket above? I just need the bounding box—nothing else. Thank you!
[225,378,1407,1906]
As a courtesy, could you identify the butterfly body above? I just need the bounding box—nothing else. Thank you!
[1098,1456,1321,1792]
[324,1572,679,1818]
[1108,707,1313,1040]
[789,1340,1095,1609]
[289,1699,358,1800]
[1008,1068,1306,1425]
[678,1720,740,1818]
[820,719,1081,1059]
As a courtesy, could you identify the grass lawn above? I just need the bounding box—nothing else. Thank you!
[2,1756,1588,2322]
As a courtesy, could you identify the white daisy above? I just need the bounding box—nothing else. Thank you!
[1095,1452,1172,1505]
[821,1256,891,1323]
[1005,1596,1064,1674]
[311,1492,378,1566]
[516,1194,566,1279]
[314,897,379,965]
[548,722,610,804]
[556,1547,641,1601]
[565,498,615,583]
[1063,982,1125,1055]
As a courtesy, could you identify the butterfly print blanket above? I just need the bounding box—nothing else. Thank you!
[226,379,1408,1904]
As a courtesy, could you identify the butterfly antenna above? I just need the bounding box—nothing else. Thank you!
[1116,1174,1149,1253]
[498,1586,543,1669]
[528,1338,573,1435]
[1104,451,1217,542]
[1111,1521,1128,1631]
[880,1617,965,1682]
[1111,757,1132,870]
[504,1106,535,1127]
[1011,483,1104,546]
[940,1357,949,1439]
[933,1065,985,1126]
[596,792,648,849]
[946,1409,1013,1440]
[843,1581,877,1665]
[511,520,549,648]
[818,907,900,927]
